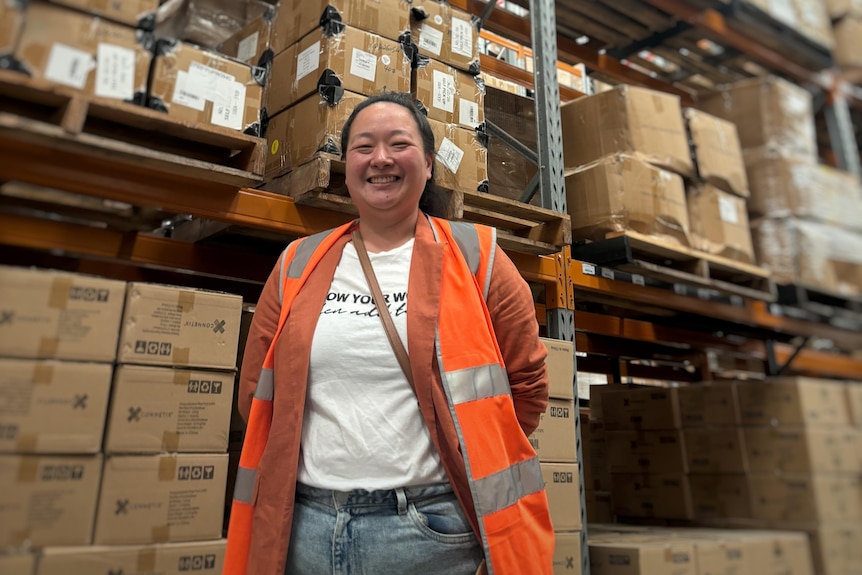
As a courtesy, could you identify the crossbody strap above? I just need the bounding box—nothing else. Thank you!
[351,230,416,393]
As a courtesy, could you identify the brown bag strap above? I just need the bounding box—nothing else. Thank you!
[352,230,415,393]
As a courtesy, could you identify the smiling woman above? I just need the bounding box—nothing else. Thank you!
[224,91,555,575]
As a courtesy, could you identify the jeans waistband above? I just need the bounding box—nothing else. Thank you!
[295,482,454,509]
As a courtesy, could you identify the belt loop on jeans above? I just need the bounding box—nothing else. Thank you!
[395,487,408,515]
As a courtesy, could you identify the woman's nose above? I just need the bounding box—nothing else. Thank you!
[370,145,393,166]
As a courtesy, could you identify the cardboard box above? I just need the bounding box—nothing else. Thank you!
[606,430,688,474]
[0,454,102,547]
[748,472,860,522]
[117,283,243,370]
[271,0,411,54]
[0,553,35,575]
[736,377,851,427]
[484,86,539,204]
[564,155,691,247]
[529,398,577,463]
[428,118,488,195]
[0,359,113,454]
[217,6,275,67]
[677,382,741,427]
[744,426,860,473]
[265,89,366,178]
[541,463,582,531]
[584,490,614,524]
[149,39,264,134]
[14,2,151,101]
[588,538,697,575]
[686,184,755,264]
[752,216,862,297]
[683,427,748,473]
[697,76,817,160]
[684,108,748,197]
[413,57,484,128]
[0,266,126,362]
[409,0,479,73]
[600,386,683,431]
[833,15,862,68]
[611,473,694,520]
[267,24,411,115]
[825,0,862,19]
[47,0,159,27]
[103,365,235,454]
[792,0,835,50]
[847,382,862,426]
[783,520,862,575]
[560,85,695,177]
[582,419,612,492]
[0,0,25,59]
[688,474,752,520]
[37,540,226,575]
[93,454,228,545]
[540,338,574,400]
[553,531,583,575]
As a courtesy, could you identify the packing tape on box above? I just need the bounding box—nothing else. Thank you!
[32,362,54,384]
[16,434,39,453]
[16,457,39,482]
[137,547,157,572]
[174,369,192,385]
[162,431,181,452]
[38,337,59,358]
[158,455,177,481]
[173,347,191,365]
[152,525,171,543]
[178,290,195,313]
[48,276,72,309]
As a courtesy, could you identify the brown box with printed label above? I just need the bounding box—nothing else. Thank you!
[0,359,112,454]
[684,108,748,197]
[413,57,484,129]
[683,427,748,474]
[736,377,851,427]
[553,532,582,575]
[37,540,226,575]
[103,365,235,454]
[688,473,752,519]
[607,430,688,474]
[540,338,574,400]
[93,454,228,545]
[47,0,159,27]
[116,283,243,370]
[541,462,582,531]
[0,265,126,362]
[529,398,577,463]
[149,39,264,133]
[0,454,102,547]
[611,473,694,520]
[677,382,741,427]
[428,118,488,196]
[409,0,479,73]
[217,7,275,67]
[687,184,755,264]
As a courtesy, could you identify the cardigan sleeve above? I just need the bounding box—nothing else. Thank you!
[485,245,550,436]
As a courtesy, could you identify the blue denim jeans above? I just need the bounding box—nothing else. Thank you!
[285,482,484,575]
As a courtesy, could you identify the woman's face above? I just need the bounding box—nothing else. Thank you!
[344,102,433,220]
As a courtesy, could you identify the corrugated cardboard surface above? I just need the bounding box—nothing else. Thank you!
[552,531,582,575]
[688,473,752,520]
[265,90,366,178]
[677,382,741,427]
[541,462,582,531]
[847,382,862,427]
[683,427,748,474]
[0,454,102,547]
[267,25,411,116]
[0,265,126,362]
[93,454,228,545]
[748,472,861,522]
[744,426,860,473]
[564,155,691,247]
[588,537,697,575]
[0,1,24,55]
[0,553,35,575]
[684,108,748,197]
[0,359,112,454]
[833,15,862,67]
[47,0,159,27]
[779,520,862,575]
[117,283,243,370]
[686,184,755,264]
[37,539,226,575]
[529,398,577,463]
[606,430,688,474]
[697,76,818,160]
[413,58,484,128]
[218,9,275,66]
[560,85,694,177]
[104,365,235,454]
[149,40,263,133]
[736,377,851,427]
[600,386,683,431]
[539,338,574,400]
[428,118,488,194]
[611,472,694,520]
[272,0,411,54]
[14,2,151,100]
[409,1,479,73]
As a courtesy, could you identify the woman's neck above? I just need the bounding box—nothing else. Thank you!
[357,211,419,253]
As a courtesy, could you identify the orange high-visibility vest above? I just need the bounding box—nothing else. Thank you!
[224,217,554,575]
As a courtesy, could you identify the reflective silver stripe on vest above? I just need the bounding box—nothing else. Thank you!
[277,248,289,306]
[474,457,544,517]
[483,228,496,300]
[446,363,511,405]
[254,368,274,401]
[286,229,333,279]
[233,466,256,504]
[448,220,481,275]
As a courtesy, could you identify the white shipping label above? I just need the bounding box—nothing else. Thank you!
[350,48,377,82]
[297,41,321,82]
[95,43,136,100]
[187,61,236,103]
[718,195,739,224]
[419,23,443,56]
[451,17,474,58]
[459,98,479,127]
[768,0,798,25]
[45,43,95,89]
[432,70,455,113]
[437,137,464,174]
[172,70,206,111]
[211,80,246,131]
[237,31,260,64]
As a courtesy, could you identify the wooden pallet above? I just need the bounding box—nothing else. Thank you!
[0,70,266,180]
[261,155,572,255]
[573,230,776,301]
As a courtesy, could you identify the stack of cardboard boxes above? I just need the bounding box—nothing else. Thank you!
[0,266,244,575]
[827,0,862,69]
[745,0,835,52]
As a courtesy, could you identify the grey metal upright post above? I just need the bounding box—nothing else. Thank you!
[824,89,861,178]
[529,0,589,571]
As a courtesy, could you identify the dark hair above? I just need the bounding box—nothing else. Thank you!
[340,91,451,218]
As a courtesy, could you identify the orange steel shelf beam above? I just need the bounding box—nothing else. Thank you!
[479,53,585,101]
[772,343,862,380]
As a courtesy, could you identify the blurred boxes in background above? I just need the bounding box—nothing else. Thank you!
[684,108,748,197]
[413,57,484,129]
[409,0,479,73]
[686,184,755,264]
[428,118,488,194]
[218,5,276,67]
[0,553,34,575]
[0,1,25,58]
[48,0,159,27]
[36,540,226,575]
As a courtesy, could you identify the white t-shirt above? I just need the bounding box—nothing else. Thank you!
[297,238,448,490]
